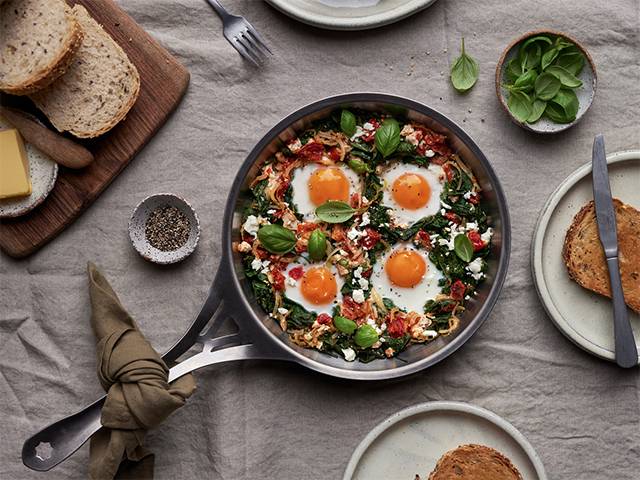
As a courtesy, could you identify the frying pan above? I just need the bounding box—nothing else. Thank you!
[22,93,511,471]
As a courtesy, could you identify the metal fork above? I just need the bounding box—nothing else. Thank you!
[204,0,272,66]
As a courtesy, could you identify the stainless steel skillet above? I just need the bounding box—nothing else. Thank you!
[22,93,511,471]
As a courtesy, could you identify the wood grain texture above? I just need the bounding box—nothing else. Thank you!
[0,0,189,258]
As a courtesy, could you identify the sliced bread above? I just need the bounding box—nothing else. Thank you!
[428,444,523,480]
[29,4,140,138]
[0,0,82,95]
[563,199,640,313]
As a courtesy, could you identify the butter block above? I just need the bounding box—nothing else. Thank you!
[0,129,31,199]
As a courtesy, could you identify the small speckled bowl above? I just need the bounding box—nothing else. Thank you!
[495,30,597,133]
[129,193,200,265]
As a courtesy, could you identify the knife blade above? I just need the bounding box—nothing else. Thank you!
[592,134,637,367]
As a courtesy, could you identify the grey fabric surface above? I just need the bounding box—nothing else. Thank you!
[2,0,640,478]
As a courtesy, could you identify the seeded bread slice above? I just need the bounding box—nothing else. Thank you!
[0,0,82,95]
[29,4,140,138]
[563,199,640,313]
[428,444,523,480]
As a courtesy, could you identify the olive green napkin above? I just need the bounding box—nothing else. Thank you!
[87,263,196,480]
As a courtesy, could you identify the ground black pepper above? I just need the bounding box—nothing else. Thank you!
[145,205,190,251]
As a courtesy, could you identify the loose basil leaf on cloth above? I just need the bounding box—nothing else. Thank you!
[545,65,583,88]
[315,200,356,223]
[257,224,297,254]
[334,315,357,335]
[355,324,379,348]
[375,118,401,157]
[450,38,479,93]
[507,90,533,122]
[308,229,327,261]
[340,109,357,137]
[527,99,547,123]
[534,72,562,100]
[454,234,474,262]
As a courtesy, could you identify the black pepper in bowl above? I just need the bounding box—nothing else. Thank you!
[144,205,190,251]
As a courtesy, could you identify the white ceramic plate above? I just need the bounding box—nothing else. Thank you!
[343,401,546,480]
[0,117,58,219]
[265,0,438,31]
[532,150,640,362]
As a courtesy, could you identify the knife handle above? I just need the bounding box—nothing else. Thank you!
[606,257,638,368]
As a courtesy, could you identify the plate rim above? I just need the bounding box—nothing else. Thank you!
[265,0,438,31]
[342,400,547,480]
[531,149,640,362]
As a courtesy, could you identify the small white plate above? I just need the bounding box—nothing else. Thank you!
[343,401,546,480]
[532,150,640,362]
[265,0,438,31]
[0,120,58,219]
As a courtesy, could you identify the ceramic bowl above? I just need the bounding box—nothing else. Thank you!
[129,193,200,265]
[495,30,597,133]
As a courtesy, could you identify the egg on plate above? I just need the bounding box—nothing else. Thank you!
[371,243,443,313]
[283,262,344,315]
[290,163,361,220]
[381,163,445,225]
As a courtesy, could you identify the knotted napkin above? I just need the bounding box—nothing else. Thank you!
[87,263,196,480]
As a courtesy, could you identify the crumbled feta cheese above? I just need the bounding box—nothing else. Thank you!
[288,138,302,153]
[347,228,364,241]
[277,307,289,315]
[425,149,435,157]
[440,208,446,216]
[353,267,363,278]
[380,323,387,332]
[366,317,376,326]
[466,257,484,280]
[441,201,452,210]
[251,258,263,271]
[267,209,276,215]
[400,124,415,136]
[465,222,478,231]
[352,289,365,303]
[481,228,493,243]
[424,330,438,340]
[362,196,369,204]
[358,278,369,290]
[339,249,348,256]
[363,122,375,131]
[286,277,297,287]
[342,348,356,362]
[360,212,370,227]
[350,126,365,141]
[243,215,260,236]
[463,191,473,200]
[237,241,251,253]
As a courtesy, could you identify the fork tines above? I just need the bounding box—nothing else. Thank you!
[233,25,272,67]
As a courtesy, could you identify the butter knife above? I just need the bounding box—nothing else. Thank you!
[592,134,637,367]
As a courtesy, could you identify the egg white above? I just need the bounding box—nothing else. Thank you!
[290,163,361,220]
[370,243,443,313]
[283,262,344,315]
[381,163,445,226]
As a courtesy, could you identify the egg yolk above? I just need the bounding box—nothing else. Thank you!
[385,249,427,288]
[300,267,338,305]
[391,173,431,210]
[308,167,350,206]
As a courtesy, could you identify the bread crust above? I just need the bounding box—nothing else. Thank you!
[0,1,83,95]
[428,444,522,480]
[563,199,640,313]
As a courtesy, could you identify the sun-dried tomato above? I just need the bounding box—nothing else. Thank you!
[361,268,372,278]
[467,193,480,205]
[350,193,360,208]
[415,230,431,249]
[467,231,485,252]
[341,296,365,321]
[360,228,382,249]
[317,313,332,325]
[297,142,324,162]
[361,118,380,143]
[271,268,285,291]
[274,181,290,201]
[288,266,304,280]
[450,280,466,301]
[444,212,461,224]
[327,147,341,162]
[422,132,451,156]
[387,317,407,338]
[443,164,456,183]
[297,222,320,235]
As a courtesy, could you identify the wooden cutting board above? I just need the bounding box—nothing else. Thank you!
[0,0,190,258]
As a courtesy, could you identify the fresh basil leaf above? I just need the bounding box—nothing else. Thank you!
[450,38,479,93]
[513,69,538,91]
[454,234,474,263]
[534,72,561,100]
[551,89,579,120]
[507,90,533,123]
[334,315,357,335]
[520,35,553,52]
[544,102,571,123]
[375,118,401,157]
[315,200,356,223]
[257,224,296,254]
[308,229,327,261]
[347,157,371,174]
[340,110,357,137]
[554,37,574,51]
[527,99,547,123]
[354,324,379,348]
[520,43,541,71]
[545,65,582,88]
[506,58,523,82]
[555,51,585,76]
[541,47,559,70]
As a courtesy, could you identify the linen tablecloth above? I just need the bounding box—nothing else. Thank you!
[2,0,639,478]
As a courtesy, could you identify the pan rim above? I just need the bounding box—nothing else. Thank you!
[221,92,511,380]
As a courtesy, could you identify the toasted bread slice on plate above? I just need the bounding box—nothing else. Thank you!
[0,0,83,95]
[29,4,140,138]
[428,444,523,480]
[563,199,640,314]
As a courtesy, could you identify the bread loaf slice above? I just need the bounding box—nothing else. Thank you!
[29,4,140,138]
[0,0,82,95]
[563,199,640,313]
[428,444,522,480]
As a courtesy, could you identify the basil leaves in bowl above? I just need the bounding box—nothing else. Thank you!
[495,30,597,133]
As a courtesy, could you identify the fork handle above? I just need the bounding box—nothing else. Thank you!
[204,0,230,19]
